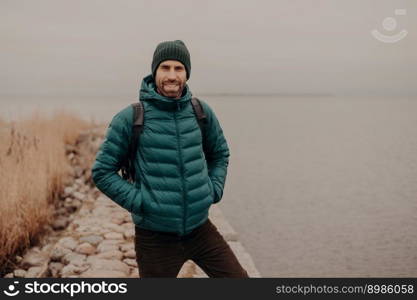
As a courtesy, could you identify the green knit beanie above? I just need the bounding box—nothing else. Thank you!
[151,40,191,80]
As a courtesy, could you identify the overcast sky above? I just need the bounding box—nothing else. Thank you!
[1,0,416,97]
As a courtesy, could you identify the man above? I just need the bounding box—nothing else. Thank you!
[92,40,248,278]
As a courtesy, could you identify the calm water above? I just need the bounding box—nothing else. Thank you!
[1,95,417,277]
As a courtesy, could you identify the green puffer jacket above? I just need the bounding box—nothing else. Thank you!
[92,74,230,236]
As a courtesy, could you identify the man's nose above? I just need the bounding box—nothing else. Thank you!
[167,69,176,80]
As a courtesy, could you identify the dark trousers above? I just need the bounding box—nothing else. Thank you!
[134,218,249,278]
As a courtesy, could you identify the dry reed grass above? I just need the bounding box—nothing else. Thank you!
[0,109,94,271]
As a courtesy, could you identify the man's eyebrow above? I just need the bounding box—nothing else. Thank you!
[159,64,184,69]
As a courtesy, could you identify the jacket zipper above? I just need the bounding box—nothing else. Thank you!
[174,103,187,235]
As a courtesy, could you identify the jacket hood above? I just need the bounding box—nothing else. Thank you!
[139,74,192,111]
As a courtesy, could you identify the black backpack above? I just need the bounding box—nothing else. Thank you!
[121,97,208,183]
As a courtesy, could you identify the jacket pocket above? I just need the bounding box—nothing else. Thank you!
[132,180,146,216]
[208,178,215,204]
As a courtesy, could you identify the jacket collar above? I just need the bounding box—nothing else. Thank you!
[139,74,192,111]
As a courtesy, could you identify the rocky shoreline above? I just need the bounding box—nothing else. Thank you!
[2,127,260,278]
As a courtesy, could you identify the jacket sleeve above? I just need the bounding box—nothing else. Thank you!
[202,102,230,204]
[91,110,142,214]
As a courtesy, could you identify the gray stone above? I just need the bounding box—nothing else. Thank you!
[96,198,115,207]
[102,223,125,234]
[80,185,89,194]
[192,264,208,278]
[55,207,68,216]
[80,270,127,278]
[124,214,133,223]
[75,225,92,233]
[25,266,43,278]
[65,197,73,205]
[76,209,90,218]
[97,244,119,253]
[96,250,123,260]
[73,191,86,201]
[75,243,96,255]
[130,268,139,278]
[112,212,127,221]
[71,199,82,209]
[62,253,86,265]
[63,187,74,197]
[63,197,73,204]
[73,179,81,190]
[123,249,136,259]
[98,228,112,235]
[122,258,137,267]
[110,217,124,225]
[104,232,124,240]
[61,264,88,277]
[99,239,122,245]
[58,237,78,250]
[77,156,87,167]
[79,235,103,246]
[83,196,95,205]
[51,246,72,262]
[93,195,109,204]
[65,144,77,154]
[49,262,64,277]
[86,258,130,275]
[13,269,27,278]
[123,229,134,239]
[62,174,75,186]
[93,208,111,218]
[121,222,134,230]
[75,178,84,186]
[21,250,48,268]
[41,244,54,253]
[88,225,103,232]
[74,166,84,178]
[52,217,69,230]
[120,243,134,252]
[179,260,197,278]
[64,206,76,214]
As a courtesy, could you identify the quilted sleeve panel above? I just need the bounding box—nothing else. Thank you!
[91,106,143,214]
[200,101,230,204]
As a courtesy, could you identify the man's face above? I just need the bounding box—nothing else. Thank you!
[154,60,187,99]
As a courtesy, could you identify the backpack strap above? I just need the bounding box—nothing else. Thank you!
[191,97,209,156]
[191,97,207,123]
[121,101,144,182]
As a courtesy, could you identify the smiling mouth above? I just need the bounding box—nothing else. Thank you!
[164,84,179,88]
